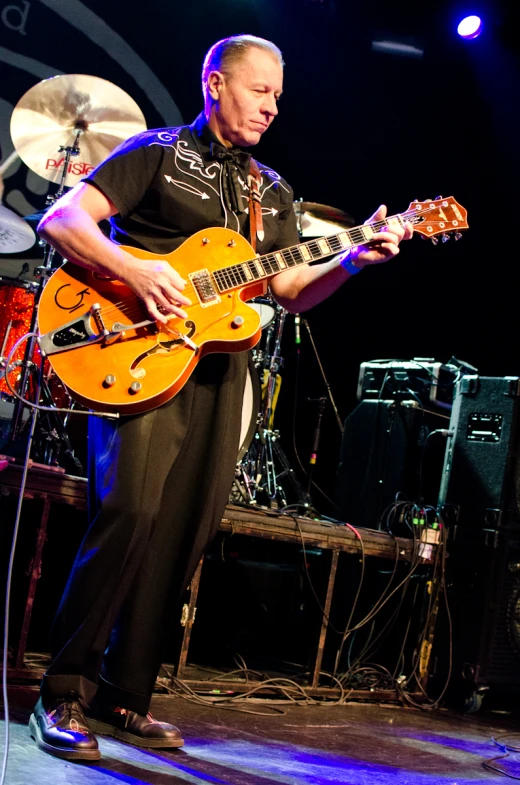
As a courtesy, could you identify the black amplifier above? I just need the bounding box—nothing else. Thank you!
[438,375,520,528]
[357,358,459,410]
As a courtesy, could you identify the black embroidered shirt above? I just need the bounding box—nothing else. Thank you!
[85,113,299,257]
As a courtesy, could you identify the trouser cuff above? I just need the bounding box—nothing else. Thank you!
[96,673,151,715]
[41,673,98,706]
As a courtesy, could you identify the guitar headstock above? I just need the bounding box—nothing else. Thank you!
[406,196,468,243]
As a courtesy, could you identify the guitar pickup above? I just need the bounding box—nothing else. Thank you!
[39,304,107,356]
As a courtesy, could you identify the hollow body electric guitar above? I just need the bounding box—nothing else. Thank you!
[38,197,468,414]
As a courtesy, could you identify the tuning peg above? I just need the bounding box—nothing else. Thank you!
[431,237,439,245]
[441,233,450,243]
[453,232,463,241]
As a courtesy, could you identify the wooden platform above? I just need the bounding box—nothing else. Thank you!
[1,458,424,698]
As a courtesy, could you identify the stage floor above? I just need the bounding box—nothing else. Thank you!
[3,686,520,784]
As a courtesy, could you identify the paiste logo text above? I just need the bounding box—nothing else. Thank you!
[45,159,95,176]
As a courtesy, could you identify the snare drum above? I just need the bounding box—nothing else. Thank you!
[248,297,277,330]
[0,281,37,396]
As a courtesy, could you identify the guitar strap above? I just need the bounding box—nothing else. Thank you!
[248,158,264,253]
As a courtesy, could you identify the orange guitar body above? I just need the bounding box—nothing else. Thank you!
[38,228,267,414]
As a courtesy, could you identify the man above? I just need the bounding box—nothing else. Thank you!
[29,34,412,761]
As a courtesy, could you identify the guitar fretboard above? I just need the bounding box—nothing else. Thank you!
[211,213,411,293]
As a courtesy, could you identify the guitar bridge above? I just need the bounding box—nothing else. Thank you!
[189,269,221,307]
[39,303,107,356]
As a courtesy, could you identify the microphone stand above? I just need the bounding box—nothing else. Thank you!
[302,317,344,435]
[306,396,327,498]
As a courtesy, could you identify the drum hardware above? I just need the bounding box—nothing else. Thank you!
[4,74,146,468]
[7,130,83,449]
[232,297,311,509]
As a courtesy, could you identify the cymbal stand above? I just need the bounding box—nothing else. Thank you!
[236,304,310,509]
[7,131,84,473]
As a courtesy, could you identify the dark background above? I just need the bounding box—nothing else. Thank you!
[1,0,519,515]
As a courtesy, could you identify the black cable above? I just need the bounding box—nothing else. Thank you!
[289,324,342,512]
[398,524,453,709]
[294,517,343,635]
[1,365,42,785]
[332,530,367,675]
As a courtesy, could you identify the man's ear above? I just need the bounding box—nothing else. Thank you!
[207,70,225,101]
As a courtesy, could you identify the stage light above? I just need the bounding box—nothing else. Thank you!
[457,15,483,39]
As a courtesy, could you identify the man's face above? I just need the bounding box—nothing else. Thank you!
[209,48,283,148]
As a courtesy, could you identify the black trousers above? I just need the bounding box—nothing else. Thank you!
[41,353,247,714]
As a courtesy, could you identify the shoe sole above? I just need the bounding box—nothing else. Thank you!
[87,717,184,748]
[29,714,101,761]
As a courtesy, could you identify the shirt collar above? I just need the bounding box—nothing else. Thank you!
[190,112,251,171]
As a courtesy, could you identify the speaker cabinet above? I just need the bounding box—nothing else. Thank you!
[440,527,520,700]
[438,376,520,528]
[334,399,446,529]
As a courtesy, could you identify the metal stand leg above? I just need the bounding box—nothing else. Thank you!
[236,303,310,509]
[176,556,204,680]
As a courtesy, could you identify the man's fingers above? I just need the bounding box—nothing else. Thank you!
[160,281,192,308]
[144,297,168,324]
[366,204,387,224]
[145,290,190,322]
[371,229,402,246]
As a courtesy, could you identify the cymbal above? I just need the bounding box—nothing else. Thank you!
[10,74,147,188]
[0,205,35,253]
[293,201,355,237]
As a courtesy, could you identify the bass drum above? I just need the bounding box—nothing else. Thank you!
[237,353,261,463]
[0,281,37,397]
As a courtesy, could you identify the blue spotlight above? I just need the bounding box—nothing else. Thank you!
[457,15,483,39]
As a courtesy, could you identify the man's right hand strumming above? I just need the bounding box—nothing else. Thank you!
[38,181,190,325]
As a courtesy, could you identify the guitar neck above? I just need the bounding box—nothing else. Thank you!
[213,210,416,293]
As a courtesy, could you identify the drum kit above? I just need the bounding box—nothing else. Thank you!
[1,72,353,501]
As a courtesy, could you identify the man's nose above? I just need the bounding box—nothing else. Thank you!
[262,94,278,117]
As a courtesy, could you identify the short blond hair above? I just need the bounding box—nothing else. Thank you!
[202,35,284,103]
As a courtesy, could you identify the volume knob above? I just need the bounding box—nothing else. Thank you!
[129,381,142,394]
[103,374,116,388]
[232,315,245,328]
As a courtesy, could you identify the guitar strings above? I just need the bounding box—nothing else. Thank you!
[94,205,448,324]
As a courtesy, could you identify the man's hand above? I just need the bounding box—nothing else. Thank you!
[119,253,192,325]
[350,204,413,269]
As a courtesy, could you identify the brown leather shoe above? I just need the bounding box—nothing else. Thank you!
[29,695,100,761]
[87,705,184,749]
